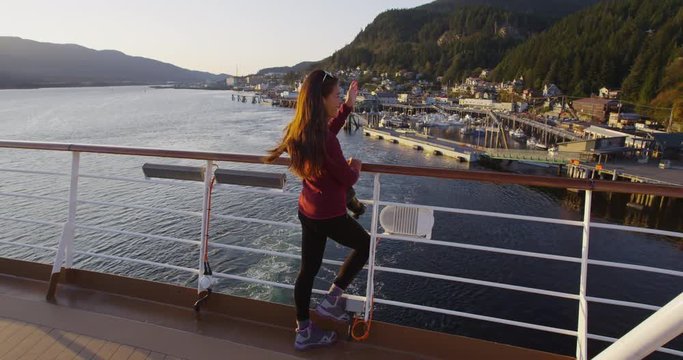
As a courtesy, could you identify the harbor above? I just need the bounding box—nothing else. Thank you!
[347,102,682,188]
[226,90,682,190]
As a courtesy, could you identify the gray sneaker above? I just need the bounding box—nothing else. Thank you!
[315,294,351,322]
[294,323,337,351]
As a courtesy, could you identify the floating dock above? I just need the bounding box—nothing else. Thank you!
[364,127,479,162]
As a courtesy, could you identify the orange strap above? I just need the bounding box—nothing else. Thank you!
[351,237,380,341]
[351,298,374,341]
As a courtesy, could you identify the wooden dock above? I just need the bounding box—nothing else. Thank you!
[568,161,683,186]
[364,127,587,165]
[363,127,480,162]
[485,149,586,164]
[565,160,683,210]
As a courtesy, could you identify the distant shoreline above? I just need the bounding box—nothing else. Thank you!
[0,82,156,90]
[0,83,232,91]
[149,85,231,91]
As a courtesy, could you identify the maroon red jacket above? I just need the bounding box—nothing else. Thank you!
[298,104,359,219]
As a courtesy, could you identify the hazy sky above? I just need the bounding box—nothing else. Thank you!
[1,0,432,75]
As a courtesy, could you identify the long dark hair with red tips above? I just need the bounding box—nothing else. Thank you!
[264,69,338,179]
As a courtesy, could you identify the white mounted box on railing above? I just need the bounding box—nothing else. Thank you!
[142,163,205,182]
[214,169,286,189]
[380,205,434,239]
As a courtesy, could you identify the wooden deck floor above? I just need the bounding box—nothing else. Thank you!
[0,259,573,360]
[0,317,180,360]
[0,286,303,360]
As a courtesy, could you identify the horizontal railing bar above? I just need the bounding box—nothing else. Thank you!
[203,243,671,312]
[81,173,201,189]
[588,334,619,342]
[0,215,64,227]
[374,298,577,336]
[0,240,56,252]
[375,265,578,300]
[0,191,68,203]
[210,271,330,297]
[78,204,297,229]
[74,224,200,247]
[78,199,202,217]
[380,233,582,263]
[213,183,297,198]
[365,163,683,198]
[72,225,347,268]
[586,296,661,311]
[383,232,683,279]
[209,242,345,267]
[0,167,69,177]
[588,259,683,278]
[587,334,683,357]
[590,222,683,239]
[81,173,298,199]
[2,140,681,197]
[212,213,299,229]
[74,251,197,274]
[212,272,294,290]
[378,200,584,227]
[382,233,683,278]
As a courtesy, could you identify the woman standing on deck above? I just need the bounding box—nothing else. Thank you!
[265,69,370,350]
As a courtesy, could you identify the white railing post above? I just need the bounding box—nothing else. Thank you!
[64,152,81,269]
[576,189,592,360]
[47,151,80,299]
[364,173,381,320]
[594,292,683,360]
[197,160,213,293]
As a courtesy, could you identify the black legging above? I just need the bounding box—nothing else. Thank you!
[295,212,370,321]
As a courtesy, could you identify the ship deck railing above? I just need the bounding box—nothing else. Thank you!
[0,140,681,359]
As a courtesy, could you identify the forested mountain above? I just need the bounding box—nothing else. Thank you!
[493,0,683,103]
[321,0,599,81]
[256,61,316,75]
[650,53,683,130]
[312,0,683,128]
[415,0,600,18]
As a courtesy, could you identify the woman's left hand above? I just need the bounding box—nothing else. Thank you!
[345,80,359,109]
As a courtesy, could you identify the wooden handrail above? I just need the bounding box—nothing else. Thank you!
[1,140,682,198]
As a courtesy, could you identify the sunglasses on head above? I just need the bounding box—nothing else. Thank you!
[322,70,335,83]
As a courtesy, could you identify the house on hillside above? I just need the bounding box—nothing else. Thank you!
[374,91,398,105]
[543,83,562,97]
[572,97,619,123]
[599,87,621,99]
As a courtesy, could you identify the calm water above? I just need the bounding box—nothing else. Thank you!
[0,86,681,358]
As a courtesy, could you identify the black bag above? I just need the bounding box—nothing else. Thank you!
[346,187,366,219]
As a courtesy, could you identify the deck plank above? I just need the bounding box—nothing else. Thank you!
[36,329,77,360]
[55,333,91,360]
[0,321,38,358]
[73,336,107,360]
[0,318,177,360]
[18,327,63,360]
[0,319,19,342]
[2,324,50,359]
[0,318,13,332]
[146,351,166,360]
[110,344,135,359]
[90,341,120,360]
[128,347,151,360]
